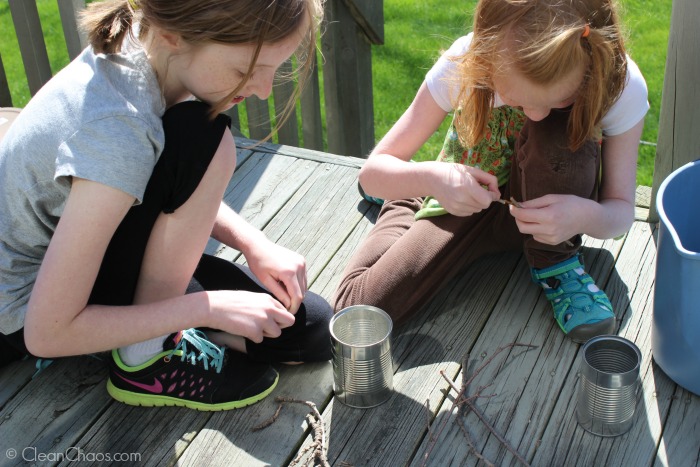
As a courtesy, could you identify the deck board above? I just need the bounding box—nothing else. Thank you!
[1,139,699,467]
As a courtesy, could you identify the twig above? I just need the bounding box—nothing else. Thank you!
[252,403,284,432]
[456,416,495,467]
[441,370,531,467]
[462,343,536,394]
[425,399,434,445]
[253,396,329,467]
[497,198,575,246]
[423,342,536,467]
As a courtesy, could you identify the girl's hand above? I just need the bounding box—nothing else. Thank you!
[509,194,589,245]
[209,290,296,343]
[433,163,500,216]
[244,238,308,314]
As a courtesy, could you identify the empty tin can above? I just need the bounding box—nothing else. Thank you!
[576,335,642,437]
[330,305,393,408]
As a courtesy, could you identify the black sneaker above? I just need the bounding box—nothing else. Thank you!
[107,329,278,411]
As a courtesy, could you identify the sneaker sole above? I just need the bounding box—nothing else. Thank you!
[106,372,278,411]
[567,318,616,344]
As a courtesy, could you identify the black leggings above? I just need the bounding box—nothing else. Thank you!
[0,101,332,367]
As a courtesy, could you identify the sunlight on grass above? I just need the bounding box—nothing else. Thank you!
[0,0,69,107]
[373,0,671,186]
[0,0,672,185]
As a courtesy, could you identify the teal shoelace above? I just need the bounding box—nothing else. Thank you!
[173,329,225,374]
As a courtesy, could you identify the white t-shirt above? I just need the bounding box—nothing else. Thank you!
[425,33,649,137]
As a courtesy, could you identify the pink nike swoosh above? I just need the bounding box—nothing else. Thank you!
[115,373,164,394]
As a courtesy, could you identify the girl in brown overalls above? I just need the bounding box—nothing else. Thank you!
[334,0,649,343]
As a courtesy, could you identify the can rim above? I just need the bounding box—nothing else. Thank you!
[330,305,393,348]
[581,334,642,376]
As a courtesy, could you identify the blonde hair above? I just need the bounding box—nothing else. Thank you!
[453,0,627,151]
[81,0,323,117]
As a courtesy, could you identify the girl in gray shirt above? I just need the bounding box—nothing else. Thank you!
[0,0,331,411]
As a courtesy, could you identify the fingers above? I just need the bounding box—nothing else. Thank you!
[469,169,500,197]
[263,278,292,310]
[262,268,307,314]
[251,300,296,343]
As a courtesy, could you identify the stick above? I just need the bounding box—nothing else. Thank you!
[497,198,575,246]
[423,343,537,467]
[253,396,329,467]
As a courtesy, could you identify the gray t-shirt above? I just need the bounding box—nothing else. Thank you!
[0,39,165,334]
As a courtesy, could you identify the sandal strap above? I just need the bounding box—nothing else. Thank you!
[531,254,583,282]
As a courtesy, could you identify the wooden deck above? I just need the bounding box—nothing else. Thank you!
[1,139,698,467]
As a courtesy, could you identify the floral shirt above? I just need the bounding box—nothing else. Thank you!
[415,106,525,220]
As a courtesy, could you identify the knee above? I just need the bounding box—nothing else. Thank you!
[299,292,333,360]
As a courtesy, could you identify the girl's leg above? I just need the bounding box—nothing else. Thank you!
[98,102,278,410]
[187,254,333,363]
[509,107,600,269]
[0,103,228,368]
[89,101,232,306]
[509,108,614,342]
[333,197,522,327]
[0,329,27,368]
[90,100,233,366]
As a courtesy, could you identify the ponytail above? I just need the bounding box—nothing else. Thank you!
[568,24,627,150]
[80,0,137,54]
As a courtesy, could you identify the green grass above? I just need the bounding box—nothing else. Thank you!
[372,0,672,187]
[1,0,671,185]
[0,0,69,105]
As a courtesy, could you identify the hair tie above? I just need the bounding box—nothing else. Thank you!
[581,24,590,38]
[127,0,139,10]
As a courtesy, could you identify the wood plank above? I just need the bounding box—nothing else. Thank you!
[0,54,12,107]
[650,0,700,221]
[272,60,300,147]
[206,151,321,260]
[235,136,366,167]
[0,358,37,408]
[256,163,372,283]
[177,362,332,467]
[312,202,380,299]
[654,387,700,467]
[299,51,324,151]
[295,252,523,466]
[344,0,385,44]
[636,185,652,209]
[245,97,272,142]
[321,0,375,158]
[0,356,111,459]
[57,0,87,60]
[529,222,672,467]
[57,403,211,466]
[635,185,652,221]
[8,0,52,96]
[408,234,625,466]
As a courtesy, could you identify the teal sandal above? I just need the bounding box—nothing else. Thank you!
[358,182,384,206]
[531,254,615,343]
